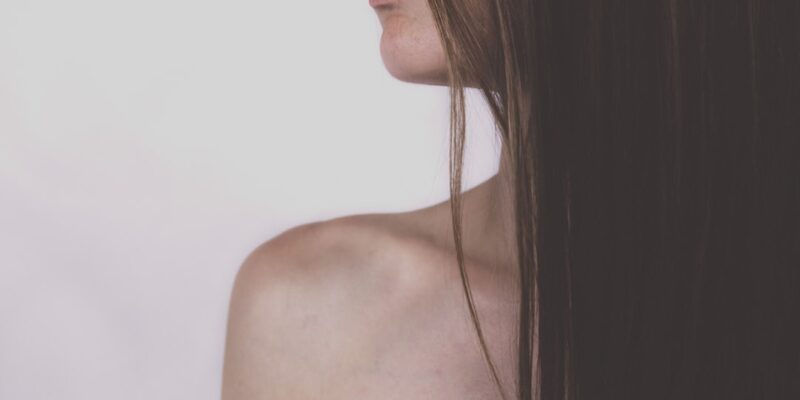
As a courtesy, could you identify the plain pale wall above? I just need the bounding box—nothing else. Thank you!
[0,1,501,399]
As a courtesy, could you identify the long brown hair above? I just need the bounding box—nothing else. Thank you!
[427,0,800,399]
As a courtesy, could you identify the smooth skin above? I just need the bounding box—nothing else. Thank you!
[221,1,519,398]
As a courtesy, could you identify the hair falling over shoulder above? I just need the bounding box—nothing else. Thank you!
[427,0,800,399]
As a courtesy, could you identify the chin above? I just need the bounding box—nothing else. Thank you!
[379,31,449,86]
[383,62,450,86]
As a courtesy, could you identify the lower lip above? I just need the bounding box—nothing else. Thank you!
[369,0,396,8]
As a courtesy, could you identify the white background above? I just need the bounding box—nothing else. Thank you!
[0,1,500,399]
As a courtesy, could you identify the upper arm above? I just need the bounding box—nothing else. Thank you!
[221,225,329,400]
[220,221,366,400]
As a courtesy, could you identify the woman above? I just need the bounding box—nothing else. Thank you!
[222,0,799,399]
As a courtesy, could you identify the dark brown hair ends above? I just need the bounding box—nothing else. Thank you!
[427,0,800,399]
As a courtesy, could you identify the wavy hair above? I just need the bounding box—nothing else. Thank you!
[427,0,800,399]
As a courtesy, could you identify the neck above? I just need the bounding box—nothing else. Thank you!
[486,142,516,260]
[460,141,517,271]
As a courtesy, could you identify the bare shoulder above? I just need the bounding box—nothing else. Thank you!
[229,214,418,303]
[221,214,438,399]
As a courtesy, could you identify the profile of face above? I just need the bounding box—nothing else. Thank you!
[370,0,450,86]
